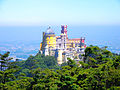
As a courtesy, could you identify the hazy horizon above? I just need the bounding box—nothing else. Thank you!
[0,25,120,46]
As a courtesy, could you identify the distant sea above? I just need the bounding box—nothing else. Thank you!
[0,25,120,55]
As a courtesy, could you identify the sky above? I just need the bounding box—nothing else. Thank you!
[0,0,120,26]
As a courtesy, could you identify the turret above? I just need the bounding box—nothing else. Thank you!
[80,37,86,48]
[61,25,68,39]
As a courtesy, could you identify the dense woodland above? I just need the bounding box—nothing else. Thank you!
[0,45,120,90]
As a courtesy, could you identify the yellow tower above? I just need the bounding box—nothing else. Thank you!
[57,49,63,64]
[41,27,56,56]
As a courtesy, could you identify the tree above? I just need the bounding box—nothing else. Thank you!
[0,52,12,71]
[0,52,19,84]
[0,45,120,89]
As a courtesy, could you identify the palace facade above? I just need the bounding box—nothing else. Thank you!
[40,25,86,64]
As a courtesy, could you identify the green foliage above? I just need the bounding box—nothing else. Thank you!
[18,54,58,69]
[14,53,59,76]
[0,52,13,71]
[84,46,113,66]
[0,45,120,89]
[0,77,33,90]
[0,52,19,84]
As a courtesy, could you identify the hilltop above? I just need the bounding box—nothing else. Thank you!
[0,45,120,89]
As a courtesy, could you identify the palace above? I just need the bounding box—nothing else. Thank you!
[40,25,86,64]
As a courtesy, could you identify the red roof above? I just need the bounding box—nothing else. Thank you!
[56,36,60,38]
[68,38,80,41]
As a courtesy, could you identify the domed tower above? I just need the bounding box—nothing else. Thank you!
[41,27,56,56]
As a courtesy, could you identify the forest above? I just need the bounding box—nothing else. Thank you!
[0,45,120,90]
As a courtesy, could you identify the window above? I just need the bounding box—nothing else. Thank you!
[59,44,61,47]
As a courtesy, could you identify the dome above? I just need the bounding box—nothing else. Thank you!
[45,27,55,34]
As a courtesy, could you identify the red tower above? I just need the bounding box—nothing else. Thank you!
[61,25,68,39]
[80,37,86,48]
